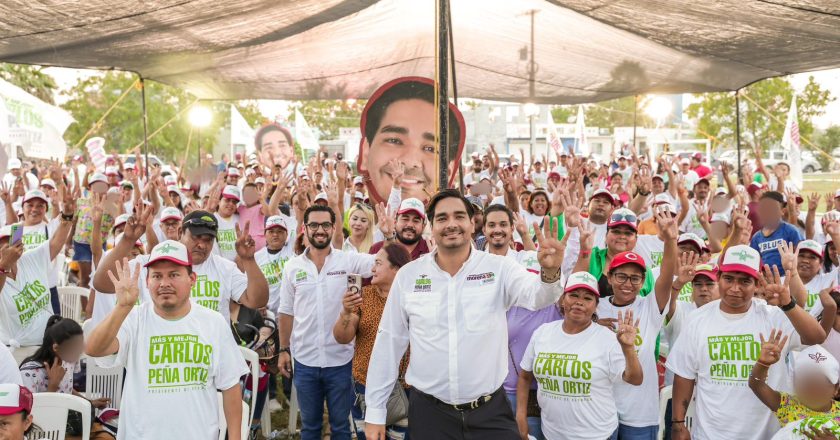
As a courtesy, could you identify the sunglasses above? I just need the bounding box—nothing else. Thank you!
[183,218,218,230]
[610,212,637,224]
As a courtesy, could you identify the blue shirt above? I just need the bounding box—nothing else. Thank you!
[750,221,802,276]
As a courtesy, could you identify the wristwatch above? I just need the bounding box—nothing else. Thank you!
[279,347,291,355]
[779,296,797,312]
[61,212,75,222]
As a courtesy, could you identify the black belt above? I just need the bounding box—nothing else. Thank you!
[419,387,501,412]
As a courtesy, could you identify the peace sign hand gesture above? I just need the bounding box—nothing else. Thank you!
[615,310,640,349]
[107,257,140,308]
[235,221,256,260]
[757,329,789,366]
[535,216,570,274]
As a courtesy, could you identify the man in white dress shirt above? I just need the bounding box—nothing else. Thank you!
[277,204,376,440]
[364,189,568,439]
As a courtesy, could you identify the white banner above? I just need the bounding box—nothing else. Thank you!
[781,95,803,191]
[0,78,73,160]
[574,105,590,155]
[230,104,256,157]
[294,108,320,151]
[85,137,107,172]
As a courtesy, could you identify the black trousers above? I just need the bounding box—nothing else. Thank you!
[408,387,520,440]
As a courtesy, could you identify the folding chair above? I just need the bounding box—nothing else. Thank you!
[239,346,260,428]
[217,392,249,440]
[57,286,89,323]
[31,392,91,440]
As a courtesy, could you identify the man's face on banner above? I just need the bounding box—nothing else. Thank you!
[259,130,294,169]
[362,99,436,201]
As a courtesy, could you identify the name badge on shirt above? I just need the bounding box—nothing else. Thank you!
[413,275,432,293]
[294,271,309,284]
[326,270,347,277]
[465,272,496,286]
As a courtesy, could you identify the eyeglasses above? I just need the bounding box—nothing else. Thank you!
[610,212,637,224]
[183,218,218,230]
[612,273,644,286]
[306,222,333,231]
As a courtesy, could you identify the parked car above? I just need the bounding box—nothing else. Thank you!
[118,153,164,168]
[753,149,821,173]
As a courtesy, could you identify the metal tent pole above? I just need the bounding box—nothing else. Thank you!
[436,0,451,190]
[140,77,150,177]
[446,3,464,194]
[632,95,638,153]
[736,90,742,184]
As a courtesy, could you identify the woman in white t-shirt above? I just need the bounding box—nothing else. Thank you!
[516,272,642,440]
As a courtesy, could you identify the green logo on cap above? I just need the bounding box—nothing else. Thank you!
[0,391,8,397]
[733,250,753,262]
[158,243,179,254]
[200,215,214,223]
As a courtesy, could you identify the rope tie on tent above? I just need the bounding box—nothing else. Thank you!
[128,99,199,151]
[71,77,141,150]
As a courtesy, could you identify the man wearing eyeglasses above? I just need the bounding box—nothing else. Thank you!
[93,206,269,323]
[277,204,376,440]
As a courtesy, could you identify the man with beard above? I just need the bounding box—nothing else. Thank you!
[277,205,376,440]
[364,189,568,439]
[463,158,483,187]
[357,77,465,204]
[369,198,429,260]
[680,177,712,238]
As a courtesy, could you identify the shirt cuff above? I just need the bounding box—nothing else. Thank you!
[364,407,387,425]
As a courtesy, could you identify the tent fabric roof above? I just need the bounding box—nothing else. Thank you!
[0,0,838,103]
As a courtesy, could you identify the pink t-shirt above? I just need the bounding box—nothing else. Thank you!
[237,204,266,251]
[824,328,840,366]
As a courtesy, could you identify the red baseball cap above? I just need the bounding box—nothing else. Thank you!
[0,384,33,415]
[608,251,646,272]
[592,189,619,207]
[608,208,638,231]
[720,245,761,279]
[694,264,718,282]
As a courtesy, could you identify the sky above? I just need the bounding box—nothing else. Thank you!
[44,67,840,130]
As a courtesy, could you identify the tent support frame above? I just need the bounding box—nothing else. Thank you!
[436,0,451,191]
[735,89,741,184]
[140,76,150,177]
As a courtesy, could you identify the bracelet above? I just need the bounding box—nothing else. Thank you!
[755,361,771,368]
[750,375,765,382]
[672,420,685,424]
[779,296,797,312]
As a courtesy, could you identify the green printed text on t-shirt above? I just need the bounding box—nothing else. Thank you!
[147,334,212,392]
[533,352,593,400]
[191,275,220,312]
[260,258,287,286]
[707,334,760,384]
[13,280,49,326]
[217,229,236,253]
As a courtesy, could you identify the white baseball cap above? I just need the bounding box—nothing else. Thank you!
[160,206,183,222]
[124,162,136,170]
[163,175,177,185]
[88,173,108,186]
[354,191,365,200]
[720,245,761,279]
[144,240,192,268]
[794,345,839,385]
[678,232,708,252]
[710,212,731,224]
[0,225,12,240]
[255,177,266,185]
[227,167,241,177]
[314,192,328,203]
[679,158,690,165]
[265,215,288,231]
[112,213,131,231]
[222,185,241,201]
[22,189,48,204]
[564,271,600,297]
[0,383,33,415]
[39,178,56,189]
[397,198,426,220]
[105,166,119,176]
[591,188,619,206]
[7,158,21,170]
[353,176,364,186]
[245,168,256,177]
[796,239,824,259]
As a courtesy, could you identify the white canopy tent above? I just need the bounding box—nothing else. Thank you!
[0,0,838,103]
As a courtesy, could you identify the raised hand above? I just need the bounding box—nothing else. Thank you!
[824,193,834,212]
[637,167,652,194]
[535,216,570,272]
[655,205,679,241]
[615,310,640,349]
[777,241,796,275]
[336,161,349,182]
[388,159,405,188]
[676,252,700,286]
[123,202,151,241]
[513,213,528,237]
[107,257,140,308]
[757,329,789,366]
[90,194,104,224]
[695,202,710,226]
[375,203,395,238]
[341,289,363,315]
[824,217,840,237]
[235,221,256,260]
[802,426,839,440]
[0,183,10,204]
[807,192,819,212]
[578,220,596,252]
[759,264,791,307]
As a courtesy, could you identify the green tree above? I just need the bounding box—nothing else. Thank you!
[288,99,366,139]
[585,96,652,130]
[550,105,576,124]
[818,125,840,155]
[685,76,833,154]
[0,63,58,104]
[61,72,265,164]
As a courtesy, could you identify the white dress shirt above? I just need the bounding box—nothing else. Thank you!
[363,248,562,425]
[278,248,375,368]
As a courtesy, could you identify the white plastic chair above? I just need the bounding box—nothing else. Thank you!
[261,397,272,435]
[239,346,260,428]
[658,385,696,440]
[54,253,67,287]
[217,392,249,440]
[57,286,89,323]
[31,392,91,440]
[85,355,124,410]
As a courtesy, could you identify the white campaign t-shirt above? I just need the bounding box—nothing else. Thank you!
[597,292,668,427]
[213,213,239,261]
[531,171,548,189]
[113,302,248,440]
[255,246,294,314]
[191,255,248,322]
[800,271,838,317]
[521,321,626,440]
[666,299,804,440]
[0,244,53,347]
[0,343,22,384]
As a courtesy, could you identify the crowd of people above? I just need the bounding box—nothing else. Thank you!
[0,78,839,440]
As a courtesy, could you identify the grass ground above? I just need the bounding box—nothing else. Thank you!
[802,172,840,210]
